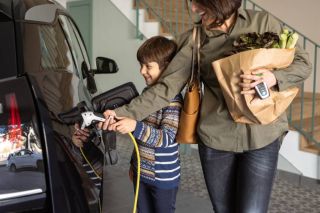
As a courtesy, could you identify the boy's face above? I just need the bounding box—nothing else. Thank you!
[140,62,162,86]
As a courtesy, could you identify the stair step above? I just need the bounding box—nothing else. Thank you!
[159,21,193,36]
[290,116,320,132]
[289,92,320,121]
[287,92,320,154]
[134,0,189,12]
[134,0,192,35]
[299,134,320,155]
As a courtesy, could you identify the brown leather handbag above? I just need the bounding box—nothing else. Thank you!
[176,26,201,144]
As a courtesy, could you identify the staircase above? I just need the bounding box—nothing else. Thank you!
[289,92,320,154]
[134,0,193,37]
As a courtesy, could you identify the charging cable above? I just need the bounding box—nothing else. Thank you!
[80,132,140,213]
[128,132,140,213]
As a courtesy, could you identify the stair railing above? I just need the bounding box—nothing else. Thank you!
[244,0,319,146]
[135,0,192,38]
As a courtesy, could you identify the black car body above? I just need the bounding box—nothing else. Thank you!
[0,0,107,212]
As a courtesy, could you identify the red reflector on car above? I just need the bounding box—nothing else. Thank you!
[6,93,22,143]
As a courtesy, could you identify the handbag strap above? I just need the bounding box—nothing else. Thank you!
[189,25,201,86]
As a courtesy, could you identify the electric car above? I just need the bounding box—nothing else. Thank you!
[0,0,117,212]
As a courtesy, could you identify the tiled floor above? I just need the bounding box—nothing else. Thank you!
[102,135,320,213]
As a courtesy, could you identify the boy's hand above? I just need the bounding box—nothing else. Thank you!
[239,68,276,95]
[72,123,90,148]
[109,117,137,134]
[97,110,117,130]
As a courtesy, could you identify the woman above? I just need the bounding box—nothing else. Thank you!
[101,0,312,212]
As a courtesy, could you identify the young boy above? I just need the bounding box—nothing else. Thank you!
[106,36,183,213]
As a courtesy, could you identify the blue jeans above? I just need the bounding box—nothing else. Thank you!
[198,139,281,213]
[133,180,178,213]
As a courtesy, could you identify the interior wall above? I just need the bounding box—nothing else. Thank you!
[91,0,146,94]
[280,131,320,179]
[251,0,319,93]
[55,0,67,7]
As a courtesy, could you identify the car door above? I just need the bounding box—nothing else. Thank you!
[19,7,100,212]
[22,149,35,169]
[0,78,47,212]
[17,150,26,168]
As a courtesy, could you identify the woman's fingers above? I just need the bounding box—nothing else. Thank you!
[240,74,262,81]
[241,89,256,95]
[251,68,269,75]
[239,79,263,89]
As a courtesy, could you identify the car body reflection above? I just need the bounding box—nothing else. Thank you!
[7,149,43,172]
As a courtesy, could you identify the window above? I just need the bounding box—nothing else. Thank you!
[58,15,94,101]
[0,22,17,78]
[0,79,46,210]
[59,15,90,79]
[68,18,91,70]
[38,22,76,74]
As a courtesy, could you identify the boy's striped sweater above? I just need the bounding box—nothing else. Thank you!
[131,94,183,189]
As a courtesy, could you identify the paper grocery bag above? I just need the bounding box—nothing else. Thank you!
[212,48,299,124]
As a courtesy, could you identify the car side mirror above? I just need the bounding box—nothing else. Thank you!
[95,57,118,74]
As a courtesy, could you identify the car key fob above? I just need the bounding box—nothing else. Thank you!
[255,82,270,99]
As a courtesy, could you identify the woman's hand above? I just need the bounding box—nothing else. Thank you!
[72,123,90,148]
[97,110,117,130]
[239,68,277,95]
[109,117,137,134]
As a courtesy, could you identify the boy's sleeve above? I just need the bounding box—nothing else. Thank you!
[132,94,183,148]
[115,32,192,120]
[267,13,312,91]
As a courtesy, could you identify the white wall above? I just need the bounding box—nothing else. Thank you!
[252,0,319,44]
[280,131,320,179]
[251,0,319,93]
[92,0,146,94]
[55,0,67,8]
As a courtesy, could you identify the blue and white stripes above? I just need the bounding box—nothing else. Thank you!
[131,94,182,189]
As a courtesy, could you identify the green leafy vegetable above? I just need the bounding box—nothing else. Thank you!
[286,32,299,49]
[227,29,299,56]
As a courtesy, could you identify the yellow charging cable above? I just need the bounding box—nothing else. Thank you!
[128,132,140,213]
[80,132,140,213]
[80,147,102,179]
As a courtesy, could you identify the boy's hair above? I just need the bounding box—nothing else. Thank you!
[137,36,177,71]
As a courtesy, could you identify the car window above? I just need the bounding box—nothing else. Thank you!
[38,23,77,74]
[59,15,89,80]
[0,79,46,209]
[0,22,17,79]
[68,18,91,70]
[58,15,93,102]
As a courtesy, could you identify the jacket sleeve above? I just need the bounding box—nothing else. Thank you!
[132,95,183,148]
[267,13,312,91]
[115,31,192,120]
